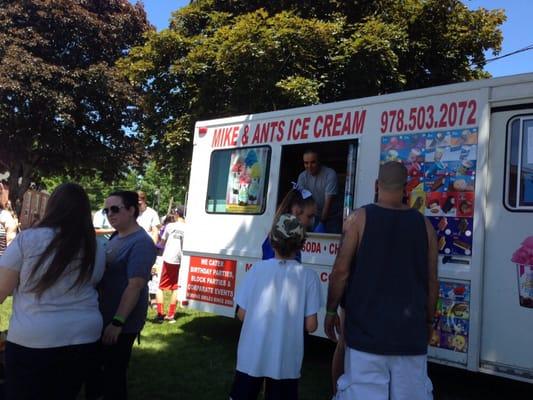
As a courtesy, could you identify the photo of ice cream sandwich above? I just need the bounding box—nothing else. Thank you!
[453,238,471,252]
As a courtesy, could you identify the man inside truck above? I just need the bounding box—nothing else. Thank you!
[297,149,342,233]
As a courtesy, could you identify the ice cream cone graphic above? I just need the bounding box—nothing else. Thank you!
[511,236,533,308]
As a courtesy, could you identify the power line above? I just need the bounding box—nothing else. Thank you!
[484,43,533,64]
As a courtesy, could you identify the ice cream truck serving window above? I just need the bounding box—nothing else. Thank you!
[505,116,533,210]
[206,146,271,214]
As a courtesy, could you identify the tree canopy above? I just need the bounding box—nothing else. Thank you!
[0,0,151,211]
[42,160,185,216]
[120,0,505,183]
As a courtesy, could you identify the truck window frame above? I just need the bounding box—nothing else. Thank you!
[504,115,533,212]
[205,145,272,215]
[276,139,358,235]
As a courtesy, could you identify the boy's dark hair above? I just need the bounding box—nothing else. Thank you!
[109,190,140,218]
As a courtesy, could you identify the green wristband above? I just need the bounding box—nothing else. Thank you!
[113,315,126,324]
[326,310,337,316]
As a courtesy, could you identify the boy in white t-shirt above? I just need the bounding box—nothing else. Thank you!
[230,214,322,400]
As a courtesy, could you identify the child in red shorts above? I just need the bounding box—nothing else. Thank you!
[155,208,185,322]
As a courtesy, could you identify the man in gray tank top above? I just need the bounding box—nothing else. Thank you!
[325,161,438,400]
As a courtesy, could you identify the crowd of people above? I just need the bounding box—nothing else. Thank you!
[0,160,438,400]
[0,186,186,399]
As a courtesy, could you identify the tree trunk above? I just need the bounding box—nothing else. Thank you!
[7,161,33,217]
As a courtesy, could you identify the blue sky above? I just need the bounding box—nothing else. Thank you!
[133,0,532,77]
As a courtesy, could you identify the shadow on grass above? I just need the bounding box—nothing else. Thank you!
[128,311,241,400]
[178,313,242,342]
[128,309,335,400]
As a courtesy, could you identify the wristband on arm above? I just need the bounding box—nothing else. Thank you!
[112,315,125,327]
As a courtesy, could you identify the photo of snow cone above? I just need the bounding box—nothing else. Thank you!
[511,236,533,308]
[248,163,262,202]
[230,158,244,195]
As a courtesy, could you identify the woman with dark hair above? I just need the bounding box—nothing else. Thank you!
[261,186,317,261]
[0,183,105,399]
[98,190,156,399]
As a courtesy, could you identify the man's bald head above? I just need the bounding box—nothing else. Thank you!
[378,161,407,191]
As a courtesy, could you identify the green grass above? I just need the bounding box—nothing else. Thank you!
[130,306,334,399]
[0,299,334,399]
[0,297,11,331]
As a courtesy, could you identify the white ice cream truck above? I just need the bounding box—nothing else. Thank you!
[176,73,533,383]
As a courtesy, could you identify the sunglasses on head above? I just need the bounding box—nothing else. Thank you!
[103,205,125,215]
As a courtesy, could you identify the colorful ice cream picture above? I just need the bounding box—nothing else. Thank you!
[430,281,470,353]
[450,128,478,147]
[381,129,477,258]
[244,150,258,168]
[225,147,269,213]
[425,193,457,217]
[511,236,533,308]
[426,131,450,149]
[425,148,448,177]
[248,163,262,203]
[448,160,476,176]
[230,156,244,196]
[449,175,475,192]
[238,173,251,206]
[428,216,473,256]
[380,134,425,163]
[409,186,426,214]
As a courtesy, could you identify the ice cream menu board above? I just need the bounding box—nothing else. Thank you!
[380,128,478,257]
[225,148,269,213]
[430,281,470,353]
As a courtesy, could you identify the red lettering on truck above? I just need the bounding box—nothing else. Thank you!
[212,125,240,147]
[314,110,366,138]
[303,241,322,253]
[329,243,340,255]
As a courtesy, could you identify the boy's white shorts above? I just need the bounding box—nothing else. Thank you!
[335,347,433,400]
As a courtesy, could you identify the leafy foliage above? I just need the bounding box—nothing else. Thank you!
[0,0,150,211]
[121,0,505,184]
[41,161,186,217]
